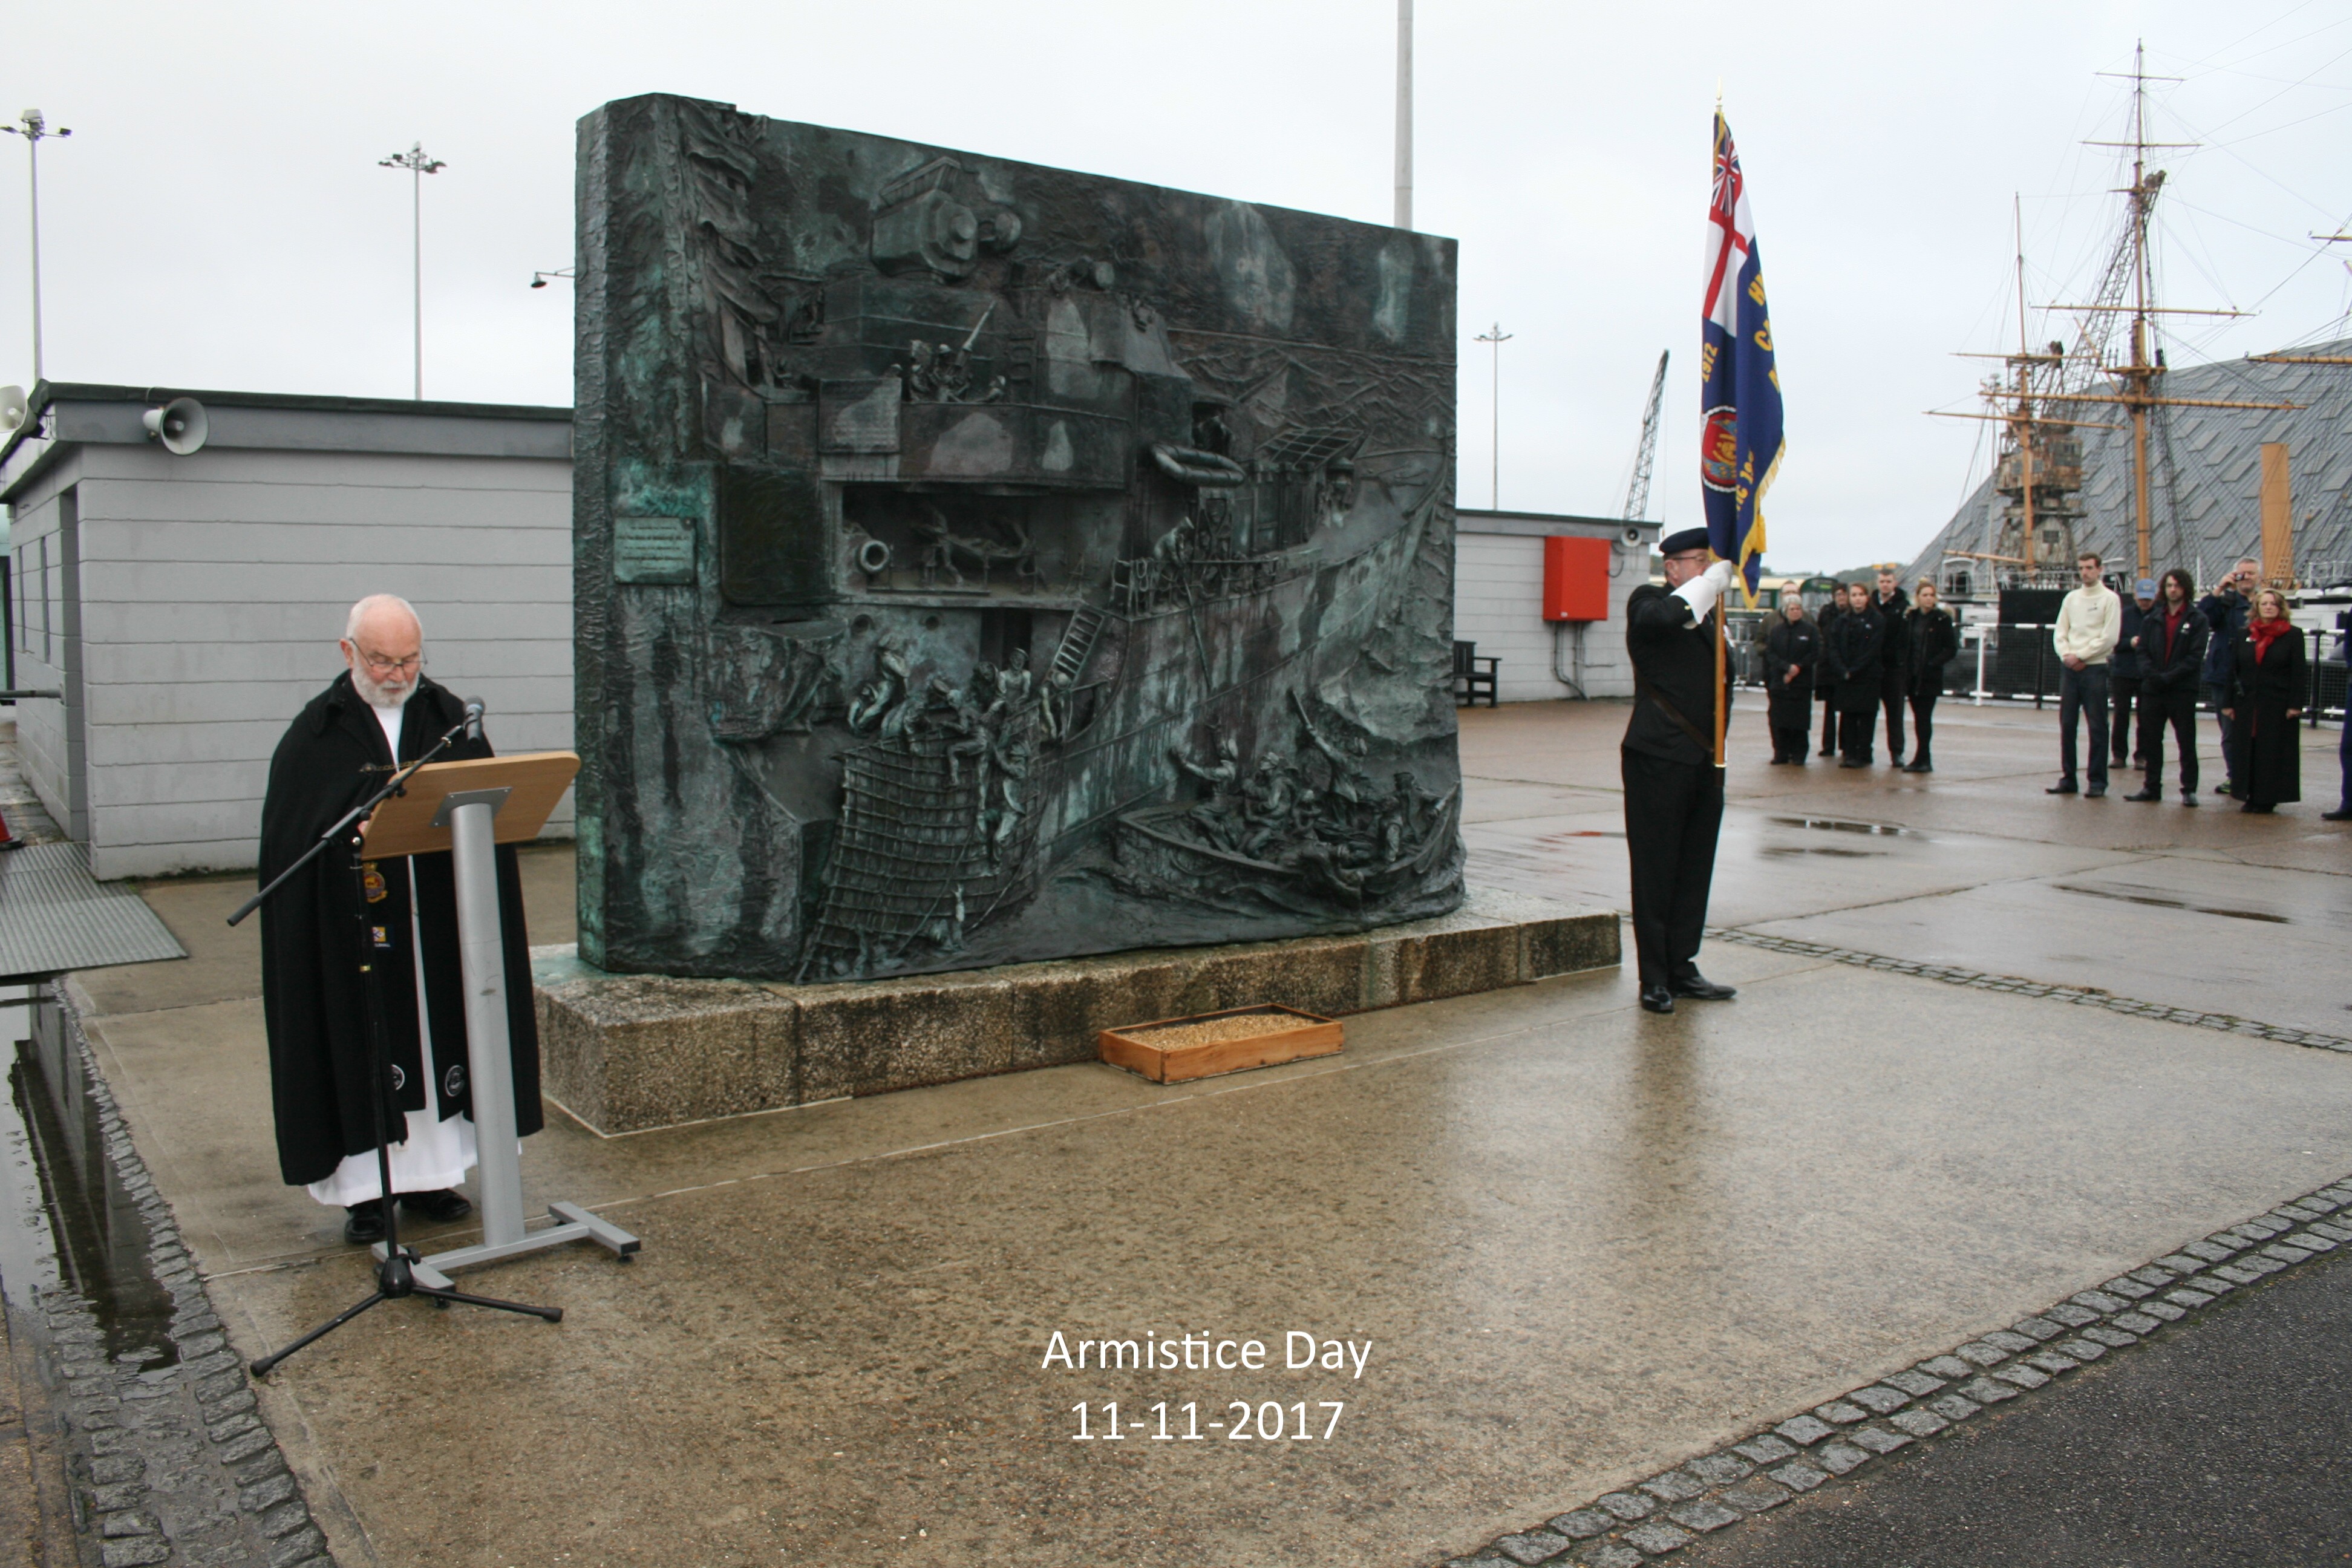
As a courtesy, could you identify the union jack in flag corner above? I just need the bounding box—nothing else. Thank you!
[1700,109,1784,603]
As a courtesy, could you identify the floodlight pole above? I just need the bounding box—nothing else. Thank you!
[4,110,71,383]
[1475,322,1511,508]
[1394,0,1413,229]
[379,143,446,400]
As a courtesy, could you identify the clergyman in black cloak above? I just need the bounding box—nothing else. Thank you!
[258,595,541,1244]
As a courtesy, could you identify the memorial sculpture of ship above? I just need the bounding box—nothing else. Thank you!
[575,96,1465,981]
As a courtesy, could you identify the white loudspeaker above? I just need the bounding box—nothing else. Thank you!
[0,385,26,434]
[1620,524,1645,548]
[142,397,208,456]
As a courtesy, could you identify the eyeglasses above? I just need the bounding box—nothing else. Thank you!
[353,647,422,675]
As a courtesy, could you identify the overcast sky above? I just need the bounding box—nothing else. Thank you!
[5,1,2347,571]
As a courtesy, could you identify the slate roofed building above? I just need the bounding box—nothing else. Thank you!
[1905,338,2352,596]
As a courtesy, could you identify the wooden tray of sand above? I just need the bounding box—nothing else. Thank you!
[1097,1004,1344,1083]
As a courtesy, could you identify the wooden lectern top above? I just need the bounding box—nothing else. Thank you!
[359,752,580,859]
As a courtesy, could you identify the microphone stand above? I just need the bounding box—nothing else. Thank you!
[233,708,561,1377]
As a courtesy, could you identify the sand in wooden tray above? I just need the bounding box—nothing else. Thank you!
[1120,1013,1309,1050]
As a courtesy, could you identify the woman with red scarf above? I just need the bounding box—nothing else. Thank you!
[2221,588,2305,812]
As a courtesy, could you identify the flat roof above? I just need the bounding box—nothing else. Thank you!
[1,381,574,500]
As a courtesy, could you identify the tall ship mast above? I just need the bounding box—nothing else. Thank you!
[1938,42,2292,590]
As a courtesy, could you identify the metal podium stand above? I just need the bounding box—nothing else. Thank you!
[359,751,639,1289]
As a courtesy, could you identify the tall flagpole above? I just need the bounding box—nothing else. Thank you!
[1711,91,1728,770]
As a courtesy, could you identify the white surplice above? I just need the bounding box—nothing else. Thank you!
[305,699,479,1208]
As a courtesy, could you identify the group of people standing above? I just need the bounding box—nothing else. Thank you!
[1761,567,1958,771]
[2049,552,2333,815]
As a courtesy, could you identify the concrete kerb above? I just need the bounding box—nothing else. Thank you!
[1434,1175,2352,1568]
[29,980,333,1568]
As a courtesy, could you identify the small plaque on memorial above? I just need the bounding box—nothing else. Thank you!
[613,515,696,584]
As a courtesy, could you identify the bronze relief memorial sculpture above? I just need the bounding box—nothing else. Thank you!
[574,96,1462,980]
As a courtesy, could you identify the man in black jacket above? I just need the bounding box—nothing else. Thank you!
[258,595,543,1245]
[1622,528,1738,1015]
[1870,568,1911,764]
[1816,586,1847,757]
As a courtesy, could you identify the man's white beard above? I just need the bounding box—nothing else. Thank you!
[351,664,416,709]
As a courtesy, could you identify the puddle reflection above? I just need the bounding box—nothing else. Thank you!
[1,989,178,1367]
[1767,817,1914,837]
[2053,883,2291,925]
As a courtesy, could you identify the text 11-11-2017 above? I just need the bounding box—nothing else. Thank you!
[1071,1400,1344,1441]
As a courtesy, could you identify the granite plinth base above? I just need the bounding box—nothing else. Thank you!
[531,888,1616,1135]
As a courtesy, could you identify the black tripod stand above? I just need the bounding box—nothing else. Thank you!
[231,711,561,1377]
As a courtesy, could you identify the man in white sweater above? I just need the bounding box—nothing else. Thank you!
[2048,550,2123,797]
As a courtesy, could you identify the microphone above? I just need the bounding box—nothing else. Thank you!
[463,698,486,742]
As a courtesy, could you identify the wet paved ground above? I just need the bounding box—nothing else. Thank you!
[1679,1244,2352,1567]
[19,701,2352,1566]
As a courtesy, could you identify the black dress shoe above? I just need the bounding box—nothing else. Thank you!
[1669,973,1737,1001]
[2046,780,2078,794]
[1639,984,1675,1014]
[2085,786,2106,799]
[2323,808,2352,822]
[400,1189,474,1224]
[2123,788,2162,802]
[1838,758,1867,769]
[343,1200,386,1246]
[1902,760,1932,773]
[2181,791,2199,807]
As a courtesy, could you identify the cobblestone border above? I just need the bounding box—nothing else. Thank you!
[1434,1175,2352,1568]
[29,980,332,1568]
[1705,927,2352,1054]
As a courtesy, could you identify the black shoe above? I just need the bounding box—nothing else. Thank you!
[1670,973,1738,1001]
[2241,802,2275,814]
[343,1200,386,1246]
[1639,984,1675,1014]
[2046,780,2078,794]
[1818,746,1834,757]
[2181,791,2199,807]
[2323,808,2352,822]
[1839,758,1867,769]
[2085,786,2106,799]
[2213,782,2235,795]
[1887,753,1905,767]
[2123,788,2162,802]
[399,1189,474,1224]
[1902,760,1933,773]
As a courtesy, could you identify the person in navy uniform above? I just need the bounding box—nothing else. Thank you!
[1622,528,1739,1015]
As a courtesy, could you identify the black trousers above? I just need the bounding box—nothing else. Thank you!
[1820,697,1839,754]
[2141,685,2199,794]
[1840,699,1875,763]
[1878,665,1909,757]
[2109,675,2142,763]
[1622,748,1725,990]
[1908,688,1939,763]
[1771,724,1811,762]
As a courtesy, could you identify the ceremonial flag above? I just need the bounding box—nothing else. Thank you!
[1700,109,1783,602]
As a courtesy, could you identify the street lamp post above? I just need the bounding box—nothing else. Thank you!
[3,109,73,383]
[1474,322,1512,509]
[379,143,446,400]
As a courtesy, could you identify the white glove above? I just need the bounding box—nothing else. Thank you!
[1673,558,1737,621]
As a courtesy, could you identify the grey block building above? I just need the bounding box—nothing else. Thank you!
[1452,509,1656,702]
[1,384,575,880]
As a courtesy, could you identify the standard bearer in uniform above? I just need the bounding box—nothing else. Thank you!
[1621,528,1738,1015]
